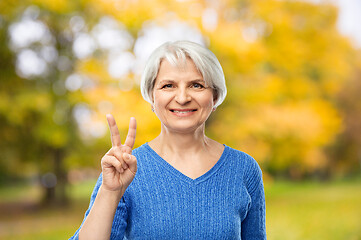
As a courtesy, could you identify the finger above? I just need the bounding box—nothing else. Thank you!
[106,114,121,147]
[102,155,123,173]
[123,153,137,173]
[113,147,129,169]
[124,117,137,149]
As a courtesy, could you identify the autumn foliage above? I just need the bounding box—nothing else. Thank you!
[0,0,360,203]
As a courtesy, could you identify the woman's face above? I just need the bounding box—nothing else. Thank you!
[152,58,215,134]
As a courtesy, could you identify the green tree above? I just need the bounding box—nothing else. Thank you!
[327,52,361,177]
[0,0,360,207]
[0,3,94,205]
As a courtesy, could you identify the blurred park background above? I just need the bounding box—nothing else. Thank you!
[0,0,361,239]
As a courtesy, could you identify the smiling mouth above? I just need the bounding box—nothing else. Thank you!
[170,109,197,113]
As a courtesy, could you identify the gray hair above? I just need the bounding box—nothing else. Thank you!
[140,41,227,108]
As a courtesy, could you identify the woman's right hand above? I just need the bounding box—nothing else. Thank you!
[101,114,137,194]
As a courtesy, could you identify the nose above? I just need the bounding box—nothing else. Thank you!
[175,88,191,105]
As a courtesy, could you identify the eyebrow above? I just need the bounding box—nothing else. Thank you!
[158,79,206,84]
[190,79,206,84]
[157,80,174,84]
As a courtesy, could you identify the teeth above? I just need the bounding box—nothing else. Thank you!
[173,110,193,113]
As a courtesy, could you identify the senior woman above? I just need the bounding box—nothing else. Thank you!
[70,41,266,239]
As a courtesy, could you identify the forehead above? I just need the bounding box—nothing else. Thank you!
[156,58,203,81]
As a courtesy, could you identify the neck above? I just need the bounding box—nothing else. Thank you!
[150,124,212,156]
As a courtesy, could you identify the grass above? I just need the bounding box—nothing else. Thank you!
[0,177,360,239]
[265,178,361,240]
[0,180,95,240]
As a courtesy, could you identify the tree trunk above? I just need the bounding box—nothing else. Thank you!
[42,148,69,206]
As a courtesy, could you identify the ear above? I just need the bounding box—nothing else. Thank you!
[150,91,155,112]
[150,87,155,104]
[213,89,218,104]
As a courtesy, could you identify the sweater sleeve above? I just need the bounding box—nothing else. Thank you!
[241,156,267,240]
[68,174,128,240]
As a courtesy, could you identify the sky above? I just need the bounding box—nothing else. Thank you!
[335,0,361,48]
[307,0,361,48]
[8,0,361,82]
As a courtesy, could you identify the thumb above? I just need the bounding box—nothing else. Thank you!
[122,152,137,173]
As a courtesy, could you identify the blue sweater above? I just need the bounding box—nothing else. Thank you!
[70,143,266,239]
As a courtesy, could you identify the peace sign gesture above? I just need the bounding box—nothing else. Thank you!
[101,114,137,193]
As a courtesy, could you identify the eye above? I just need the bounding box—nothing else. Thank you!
[161,84,173,89]
[192,83,205,89]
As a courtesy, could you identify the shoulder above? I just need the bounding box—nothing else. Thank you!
[131,143,150,157]
[225,146,263,191]
[226,146,261,172]
[129,143,156,172]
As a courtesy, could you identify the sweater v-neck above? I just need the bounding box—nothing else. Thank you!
[144,142,229,185]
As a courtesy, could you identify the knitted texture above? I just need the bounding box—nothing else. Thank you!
[70,143,266,240]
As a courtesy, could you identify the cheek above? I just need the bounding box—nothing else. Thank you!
[153,91,170,108]
[202,92,215,107]
[152,91,160,105]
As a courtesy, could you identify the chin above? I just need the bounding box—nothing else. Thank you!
[163,122,205,134]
